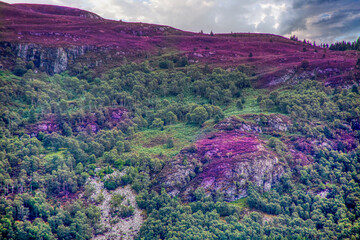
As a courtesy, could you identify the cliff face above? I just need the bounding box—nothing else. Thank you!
[4,42,94,74]
[159,131,284,202]
[156,115,291,202]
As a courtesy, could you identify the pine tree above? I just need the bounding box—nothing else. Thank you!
[28,107,37,123]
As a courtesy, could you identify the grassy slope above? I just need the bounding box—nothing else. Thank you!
[128,123,200,159]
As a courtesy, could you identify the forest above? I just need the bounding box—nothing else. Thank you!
[0,54,360,239]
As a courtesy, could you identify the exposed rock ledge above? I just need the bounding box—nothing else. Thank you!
[1,42,94,74]
[84,171,144,240]
[156,129,284,202]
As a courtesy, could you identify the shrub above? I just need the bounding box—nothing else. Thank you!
[104,176,119,190]
[119,204,134,218]
[167,138,174,148]
[151,118,164,128]
[159,60,169,69]
[236,100,244,110]
[159,60,173,69]
[268,137,287,155]
[13,58,27,76]
[301,60,309,69]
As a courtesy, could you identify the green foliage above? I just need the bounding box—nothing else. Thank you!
[62,123,72,137]
[150,118,164,128]
[104,176,119,190]
[164,111,177,125]
[159,59,173,69]
[0,196,98,240]
[110,193,124,210]
[177,56,189,67]
[351,84,359,94]
[28,107,37,123]
[323,126,333,139]
[259,80,360,124]
[109,194,134,218]
[0,58,359,240]
[230,197,248,210]
[188,106,208,125]
[236,99,244,110]
[268,137,287,154]
[118,204,134,218]
[136,144,360,239]
[166,137,174,148]
[329,37,360,51]
[13,58,28,76]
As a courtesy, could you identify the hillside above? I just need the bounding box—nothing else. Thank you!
[1,1,359,86]
[0,2,360,240]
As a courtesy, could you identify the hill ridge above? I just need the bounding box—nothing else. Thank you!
[0,2,359,86]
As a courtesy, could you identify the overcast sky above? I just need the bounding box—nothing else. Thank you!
[4,0,360,44]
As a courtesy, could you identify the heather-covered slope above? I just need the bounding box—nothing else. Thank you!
[1,1,359,85]
[1,2,360,240]
[157,118,285,201]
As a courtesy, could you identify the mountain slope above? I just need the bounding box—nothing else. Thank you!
[0,2,360,240]
[0,1,359,86]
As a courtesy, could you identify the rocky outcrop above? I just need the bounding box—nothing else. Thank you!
[156,128,285,202]
[5,42,94,74]
[84,171,144,240]
[190,131,284,201]
[155,115,292,201]
[216,114,290,133]
[156,113,359,201]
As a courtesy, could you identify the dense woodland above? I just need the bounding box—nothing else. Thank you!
[290,35,360,51]
[329,37,360,51]
[0,55,360,239]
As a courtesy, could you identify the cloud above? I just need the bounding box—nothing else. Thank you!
[278,0,360,43]
[4,0,284,33]
[4,0,360,43]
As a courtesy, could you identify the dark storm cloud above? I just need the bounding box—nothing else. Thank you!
[292,0,339,9]
[278,0,360,43]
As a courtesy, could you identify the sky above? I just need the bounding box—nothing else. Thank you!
[4,0,360,44]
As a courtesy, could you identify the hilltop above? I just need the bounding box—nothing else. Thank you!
[0,1,359,86]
